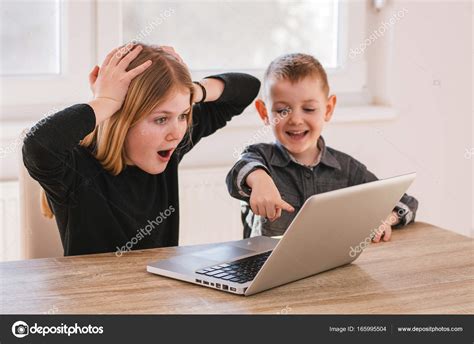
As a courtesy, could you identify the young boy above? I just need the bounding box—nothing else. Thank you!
[226,53,418,241]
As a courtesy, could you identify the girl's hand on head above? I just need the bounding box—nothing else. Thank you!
[160,46,186,65]
[88,65,100,95]
[88,45,152,122]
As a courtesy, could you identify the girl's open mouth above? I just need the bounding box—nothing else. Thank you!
[286,130,309,140]
[157,149,173,161]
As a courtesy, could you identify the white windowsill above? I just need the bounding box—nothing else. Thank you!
[332,105,398,123]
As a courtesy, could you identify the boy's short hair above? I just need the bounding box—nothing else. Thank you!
[263,53,329,96]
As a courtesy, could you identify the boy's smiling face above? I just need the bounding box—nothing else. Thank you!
[256,76,336,165]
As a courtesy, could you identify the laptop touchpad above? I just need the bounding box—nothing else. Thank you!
[191,246,254,262]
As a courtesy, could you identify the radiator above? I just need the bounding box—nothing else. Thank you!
[0,181,20,261]
[178,167,244,245]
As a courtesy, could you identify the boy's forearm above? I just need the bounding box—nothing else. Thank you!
[226,146,271,200]
[226,160,270,200]
[246,169,271,188]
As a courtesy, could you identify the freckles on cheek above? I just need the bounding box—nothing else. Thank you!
[138,125,153,138]
[136,126,158,145]
[124,130,148,157]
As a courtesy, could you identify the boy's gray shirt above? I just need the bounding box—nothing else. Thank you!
[226,136,419,238]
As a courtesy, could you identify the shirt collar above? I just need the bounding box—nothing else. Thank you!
[270,136,341,170]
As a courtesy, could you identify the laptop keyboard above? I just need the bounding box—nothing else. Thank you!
[195,251,272,284]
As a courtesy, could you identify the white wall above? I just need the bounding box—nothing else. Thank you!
[362,0,473,237]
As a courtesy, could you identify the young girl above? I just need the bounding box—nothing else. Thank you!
[23,44,260,256]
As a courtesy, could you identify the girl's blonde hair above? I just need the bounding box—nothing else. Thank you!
[40,44,195,218]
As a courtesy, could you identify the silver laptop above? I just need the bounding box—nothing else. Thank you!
[147,173,416,296]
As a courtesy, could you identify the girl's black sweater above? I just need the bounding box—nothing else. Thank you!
[22,73,260,256]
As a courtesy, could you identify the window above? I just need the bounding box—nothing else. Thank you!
[0,0,375,116]
[122,0,340,71]
[0,0,60,76]
[98,0,369,102]
[0,0,94,113]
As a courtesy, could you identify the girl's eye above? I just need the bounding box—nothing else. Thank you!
[154,117,167,125]
[178,113,188,121]
[304,108,316,113]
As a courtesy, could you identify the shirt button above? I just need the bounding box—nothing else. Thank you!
[304,171,311,179]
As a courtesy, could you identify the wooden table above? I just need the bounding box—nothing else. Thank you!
[1,222,473,314]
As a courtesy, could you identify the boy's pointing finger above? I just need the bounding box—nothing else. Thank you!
[279,200,295,213]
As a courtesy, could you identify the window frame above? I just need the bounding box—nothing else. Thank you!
[0,0,95,117]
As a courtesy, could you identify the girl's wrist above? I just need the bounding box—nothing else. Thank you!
[201,78,225,102]
[88,98,121,125]
[192,81,205,103]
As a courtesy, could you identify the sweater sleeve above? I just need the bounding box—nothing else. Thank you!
[226,144,271,201]
[22,104,97,205]
[176,73,260,160]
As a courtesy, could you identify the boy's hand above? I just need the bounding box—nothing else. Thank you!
[372,212,399,243]
[246,169,295,221]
